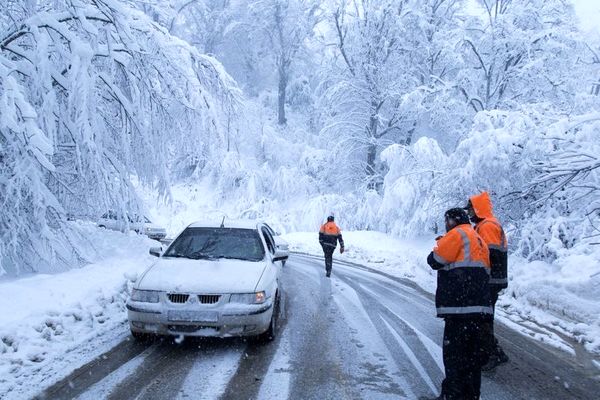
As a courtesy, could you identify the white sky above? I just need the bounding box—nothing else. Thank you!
[573,0,600,32]
[465,0,599,33]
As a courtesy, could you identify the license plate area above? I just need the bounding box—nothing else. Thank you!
[167,310,219,323]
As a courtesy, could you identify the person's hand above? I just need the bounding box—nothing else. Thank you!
[340,247,345,254]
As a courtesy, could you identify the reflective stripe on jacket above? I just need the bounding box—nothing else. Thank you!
[431,224,492,319]
[319,222,344,249]
[470,192,509,289]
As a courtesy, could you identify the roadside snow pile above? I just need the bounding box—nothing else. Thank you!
[283,231,437,293]
[501,247,600,355]
[0,222,155,400]
[284,231,600,356]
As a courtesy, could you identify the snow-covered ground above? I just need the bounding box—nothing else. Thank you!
[0,222,156,400]
[283,231,600,357]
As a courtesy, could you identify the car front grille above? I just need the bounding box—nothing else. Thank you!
[198,295,221,304]
[167,293,189,303]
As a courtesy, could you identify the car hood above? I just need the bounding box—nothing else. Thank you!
[138,257,267,293]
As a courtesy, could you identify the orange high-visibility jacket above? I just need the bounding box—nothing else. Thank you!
[432,223,492,318]
[470,192,508,288]
[319,222,344,249]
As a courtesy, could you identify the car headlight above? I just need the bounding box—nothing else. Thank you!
[230,291,267,304]
[131,289,160,303]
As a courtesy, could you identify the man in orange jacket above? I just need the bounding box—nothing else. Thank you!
[466,192,509,371]
[424,208,492,400]
[318,215,344,278]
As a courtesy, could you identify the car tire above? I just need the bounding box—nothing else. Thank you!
[256,292,280,343]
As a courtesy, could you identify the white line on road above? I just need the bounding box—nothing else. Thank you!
[358,283,444,372]
[380,316,439,395]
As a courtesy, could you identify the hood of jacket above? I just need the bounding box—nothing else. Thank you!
[470,192,495,219]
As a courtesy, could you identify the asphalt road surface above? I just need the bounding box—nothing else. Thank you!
[39,254,600,400]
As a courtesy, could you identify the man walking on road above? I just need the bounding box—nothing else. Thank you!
[319,215,344,278]
[466,192,510,371]
[424,208,493,400]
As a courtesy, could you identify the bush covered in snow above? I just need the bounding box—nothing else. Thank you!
[378,108,600,262]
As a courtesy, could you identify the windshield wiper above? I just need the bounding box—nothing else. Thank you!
[188,251,218,260]
[163,253,191,259]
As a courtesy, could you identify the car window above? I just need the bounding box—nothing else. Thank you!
[163,227,265,262]
[261,227,276,254]
[264,224,276,237]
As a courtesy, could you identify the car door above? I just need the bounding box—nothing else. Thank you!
[261,226,281,284]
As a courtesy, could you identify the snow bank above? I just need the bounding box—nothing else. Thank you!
[283,231,437,294]
[0,222,155,400]
[284,231,600,356]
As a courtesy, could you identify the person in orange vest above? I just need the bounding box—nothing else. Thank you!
[424,208,492,400]
[318,215,344,278]
[466,192,509,371]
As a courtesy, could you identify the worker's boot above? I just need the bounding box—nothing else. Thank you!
[482,347,509,371]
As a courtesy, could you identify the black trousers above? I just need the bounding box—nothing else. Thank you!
[323,246,335,273]
[484,287,505,358]
[441,318,486,400]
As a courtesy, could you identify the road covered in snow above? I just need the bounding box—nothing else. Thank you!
[30,254,599,400]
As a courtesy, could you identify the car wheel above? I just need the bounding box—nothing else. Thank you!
[256,292,280,343]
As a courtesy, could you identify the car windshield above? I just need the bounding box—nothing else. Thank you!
[163,227,265,262]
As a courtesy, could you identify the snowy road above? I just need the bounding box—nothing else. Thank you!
[40,255,599,400]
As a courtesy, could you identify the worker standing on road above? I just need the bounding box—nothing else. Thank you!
[466,192,510,371]
[424,208,492,400]
[319,215,344,278]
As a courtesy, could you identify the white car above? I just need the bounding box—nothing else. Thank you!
[264,224,289,266]
[98,210,166,240]
[126,220,287,341]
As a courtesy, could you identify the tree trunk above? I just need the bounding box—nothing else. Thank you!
[278,69,287,125]
[366,144,377,176]
[365,103,379,179]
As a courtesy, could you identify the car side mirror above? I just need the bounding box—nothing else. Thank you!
[149,246,162,257]
[273,249,288,263]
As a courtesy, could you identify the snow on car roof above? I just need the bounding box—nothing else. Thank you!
[187,219,263,230]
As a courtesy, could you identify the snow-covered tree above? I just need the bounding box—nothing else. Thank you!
[0,0,239,274]
[459,0,584,112]
[318,0,466,189]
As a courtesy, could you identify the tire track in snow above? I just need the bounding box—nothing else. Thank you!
[174,342,243,400]
[334,273,443,397]
[329,272,414,398]
[39,338,149,399]
[76,346,153,400]
[106,341,192,400]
